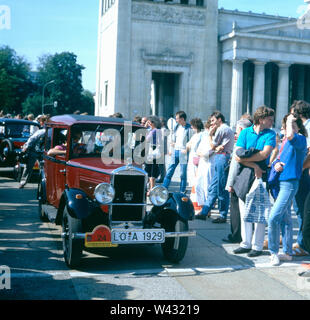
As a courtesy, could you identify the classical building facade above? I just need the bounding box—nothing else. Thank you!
[95,0,310,128]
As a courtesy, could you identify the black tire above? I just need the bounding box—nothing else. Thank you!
[161,217,189,263]
[0,139,13,166]
[62,206,83,268]
[37,181,48,221]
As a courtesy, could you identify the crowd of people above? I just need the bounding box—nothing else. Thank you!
[133,101,310,266]
[4,102,310,267]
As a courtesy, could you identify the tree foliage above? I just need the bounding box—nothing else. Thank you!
[37,52,85,115]
[0,46,33,114]
[1,47,95,117]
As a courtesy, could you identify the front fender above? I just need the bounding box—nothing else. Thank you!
[151,192,194,223]
[61,188,90,220]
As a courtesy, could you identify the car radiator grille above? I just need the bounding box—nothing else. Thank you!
[111,174,145,221]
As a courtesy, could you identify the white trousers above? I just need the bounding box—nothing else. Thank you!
[239,198,266,251]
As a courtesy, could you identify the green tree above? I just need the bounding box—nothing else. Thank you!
[79,90,95,115]
[37,52,85,115]
[0,46,33,114]
[22,92,42,116]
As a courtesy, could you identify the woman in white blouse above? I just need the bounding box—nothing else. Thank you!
[195,119,216,213]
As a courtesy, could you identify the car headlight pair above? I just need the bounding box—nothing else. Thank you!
[94,183,168,206]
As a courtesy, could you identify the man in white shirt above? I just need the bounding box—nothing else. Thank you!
[163,111,192,193]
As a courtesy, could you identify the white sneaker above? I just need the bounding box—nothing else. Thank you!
[278,253,292,261]
[270,253,280,266]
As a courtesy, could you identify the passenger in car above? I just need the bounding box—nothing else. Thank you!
[47,144,67,157]
[47,133,67,157]
[47,131,84,157]
[71,130,86,155]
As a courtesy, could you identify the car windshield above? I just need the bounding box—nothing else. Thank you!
[70,123,146,161]
[5,123,38,138]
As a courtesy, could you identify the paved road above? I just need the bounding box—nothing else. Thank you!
[0,168,310,301]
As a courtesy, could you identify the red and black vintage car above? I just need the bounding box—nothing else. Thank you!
[0,118,41,179]
[38,114,195,267]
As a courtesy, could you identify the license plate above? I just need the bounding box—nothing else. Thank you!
[111,229,165,244]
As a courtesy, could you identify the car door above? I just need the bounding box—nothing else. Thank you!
[45,127,67,208]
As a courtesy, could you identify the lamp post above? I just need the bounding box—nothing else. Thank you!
[42,80,55,114]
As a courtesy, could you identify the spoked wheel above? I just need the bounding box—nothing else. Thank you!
[161,216,189,263]
[62,206,83,268]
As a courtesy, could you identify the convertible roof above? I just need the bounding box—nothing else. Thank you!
[48,114,140,126]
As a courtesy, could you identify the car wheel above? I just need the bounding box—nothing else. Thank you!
[0,139,13,165]
[62,206,83,268]
[13,162,23,182]
[37,183,48,222]
[161,218,189,263]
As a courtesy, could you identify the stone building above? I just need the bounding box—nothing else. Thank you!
[95,0,310,128]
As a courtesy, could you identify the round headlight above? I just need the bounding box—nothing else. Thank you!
[149,186,169,206]
[94,183,115,204]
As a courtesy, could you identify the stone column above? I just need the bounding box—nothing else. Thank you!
[220,60,232,123]
[230,59,244,128]
[252,60,266,110]
[297,65,305,100]
[276,62,291,129]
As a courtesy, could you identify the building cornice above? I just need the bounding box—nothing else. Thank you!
[218,8,296,21]
[220,30,310,45]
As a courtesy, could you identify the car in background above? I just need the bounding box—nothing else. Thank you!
[0,118,41,179]
[38,114,196,267]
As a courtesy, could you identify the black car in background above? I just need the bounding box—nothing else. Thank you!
[0,118,41,179]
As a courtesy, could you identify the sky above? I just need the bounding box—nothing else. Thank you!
[0,0,307,93]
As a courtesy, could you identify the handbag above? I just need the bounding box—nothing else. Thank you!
[244,178,271,225]
[267,159,281,199]
[193,156,200,166]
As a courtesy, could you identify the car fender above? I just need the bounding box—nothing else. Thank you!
[155,192,194,222]
[60,188,90,220]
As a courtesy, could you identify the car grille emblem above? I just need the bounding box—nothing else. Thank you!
[124,191,134,202]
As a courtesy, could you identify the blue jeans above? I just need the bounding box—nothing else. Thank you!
[268,180,299,255]
[201,154,230,219]
[163,150,188,193]
[294,169,310,250]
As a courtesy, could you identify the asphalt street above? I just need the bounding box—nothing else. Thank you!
[0,167,310,301]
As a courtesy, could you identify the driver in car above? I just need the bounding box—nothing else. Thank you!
[48,130,85,157]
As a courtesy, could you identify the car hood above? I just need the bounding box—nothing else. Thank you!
[67,157,142,174]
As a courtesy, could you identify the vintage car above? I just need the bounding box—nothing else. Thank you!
[0,118,41,178]
[38,114,196,268]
